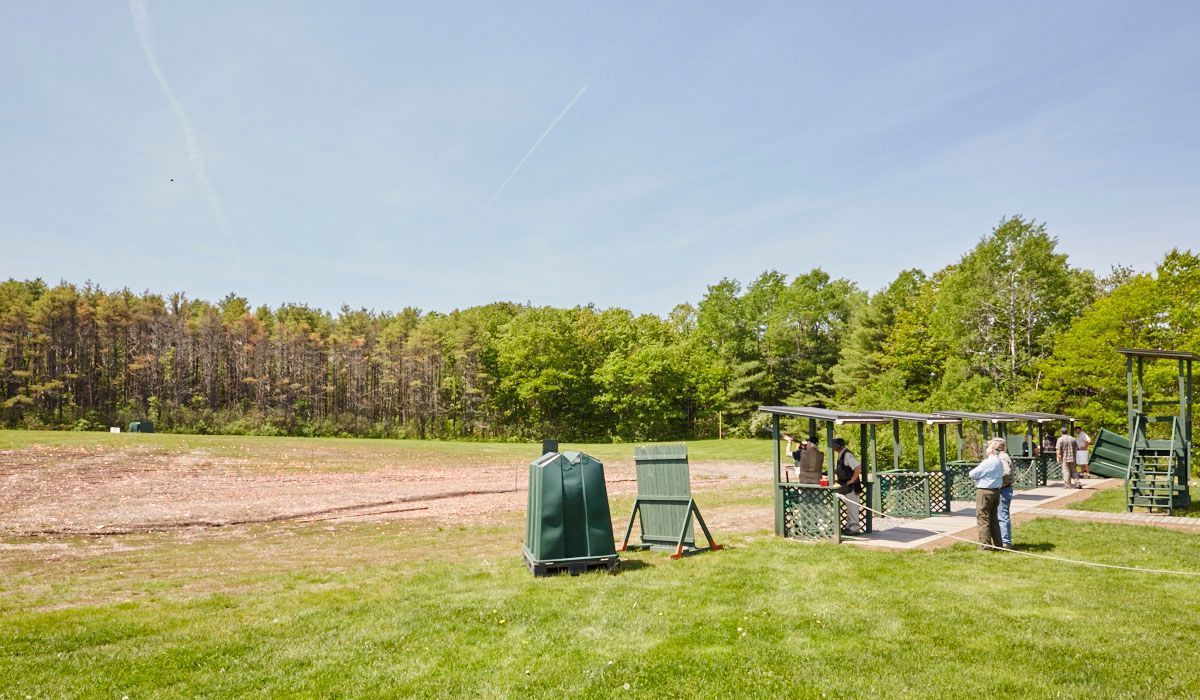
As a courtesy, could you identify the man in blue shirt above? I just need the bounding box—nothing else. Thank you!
[969,445,1005,550]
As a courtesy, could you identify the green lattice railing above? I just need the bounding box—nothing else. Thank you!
[780,483,871,541]
[874,470,951,518]
[1011,456,1048,488]
[945,458,1050,501]
[945,462,975,501]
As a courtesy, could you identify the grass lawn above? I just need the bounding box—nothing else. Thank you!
[4,515,1200,698]
[0,429,772,464]
[1070,483,1200,518]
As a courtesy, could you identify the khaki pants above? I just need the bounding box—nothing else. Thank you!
[843,490,861,533]
[975,488,1002,548]
[1060,461,1078,487]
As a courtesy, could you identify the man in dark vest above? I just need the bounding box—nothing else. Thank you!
[832,438,864,535]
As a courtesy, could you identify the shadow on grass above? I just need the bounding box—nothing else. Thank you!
[1013,542,1055,553]
[615,559,653,574]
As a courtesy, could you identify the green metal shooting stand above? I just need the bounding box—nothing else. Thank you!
[936,410,1072,499]
[759,406,887,542]
[862,411,959,518]
[1117,348,1195,514]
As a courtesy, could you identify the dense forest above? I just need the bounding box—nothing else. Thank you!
[2,216,1198,441]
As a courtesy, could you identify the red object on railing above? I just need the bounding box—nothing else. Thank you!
[818,476,829,487]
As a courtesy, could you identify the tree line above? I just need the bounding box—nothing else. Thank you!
[2,216,1197,441]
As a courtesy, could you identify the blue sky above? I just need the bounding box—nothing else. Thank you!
[2,2,1199,315]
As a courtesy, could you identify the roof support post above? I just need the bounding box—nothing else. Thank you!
[825,421,836,484]
[938,423,948,470]
[1137,357,1145,416]
[1187,359,1193,446]
[1180,358,1188,439]
[916,421,926,471]
[859,423,868,478]
[1127,354,1135,437]
[892,419,901,470]
[772,414,782,537]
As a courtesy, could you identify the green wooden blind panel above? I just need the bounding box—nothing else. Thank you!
[633,444,695,546]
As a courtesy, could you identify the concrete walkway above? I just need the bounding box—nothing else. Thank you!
[1030,507,1200,531]
[846,479,1125,550]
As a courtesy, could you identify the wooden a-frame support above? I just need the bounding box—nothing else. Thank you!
[617,496,722,559]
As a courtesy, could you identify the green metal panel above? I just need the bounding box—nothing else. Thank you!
[523,451,616,564]
[1088,428,1132,478]
[632,444,695,547]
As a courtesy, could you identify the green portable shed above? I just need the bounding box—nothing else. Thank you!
[127,421,155,433]
[523,451,618,576]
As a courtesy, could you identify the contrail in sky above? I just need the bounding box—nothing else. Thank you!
[475,41,623,222]
[130,0,241,260]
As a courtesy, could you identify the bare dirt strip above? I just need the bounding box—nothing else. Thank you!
[0,445,771,537]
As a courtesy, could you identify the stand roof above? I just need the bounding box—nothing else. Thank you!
[937,410,1074,424]
[935,411,1010,423]
[1117,348,1200,362]
[758,406,891,425]
[862,410,962,425]
[994,411,1074,423]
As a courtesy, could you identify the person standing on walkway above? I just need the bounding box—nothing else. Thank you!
[1074,426,1092,478]
[1056,427,1080,488]
[969,442,1005,550]
[991,437,1015,549]
[832,438,863,535]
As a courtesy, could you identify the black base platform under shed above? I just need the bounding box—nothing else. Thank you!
[522,549,619,577]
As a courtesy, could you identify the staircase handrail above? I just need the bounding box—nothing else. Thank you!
[1126,414,1147,480]
[1171,416,1184,457]
[1170,416,1183,484]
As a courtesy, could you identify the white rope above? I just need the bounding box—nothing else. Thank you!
[836,493,1200,578]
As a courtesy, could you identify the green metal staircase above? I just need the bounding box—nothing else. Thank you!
[1125,417,1189,514]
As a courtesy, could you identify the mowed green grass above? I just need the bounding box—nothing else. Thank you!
[3,515,1200,698]
[1070,483,1200,518]
[4,429,1199,697]
[0,429,771,465]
